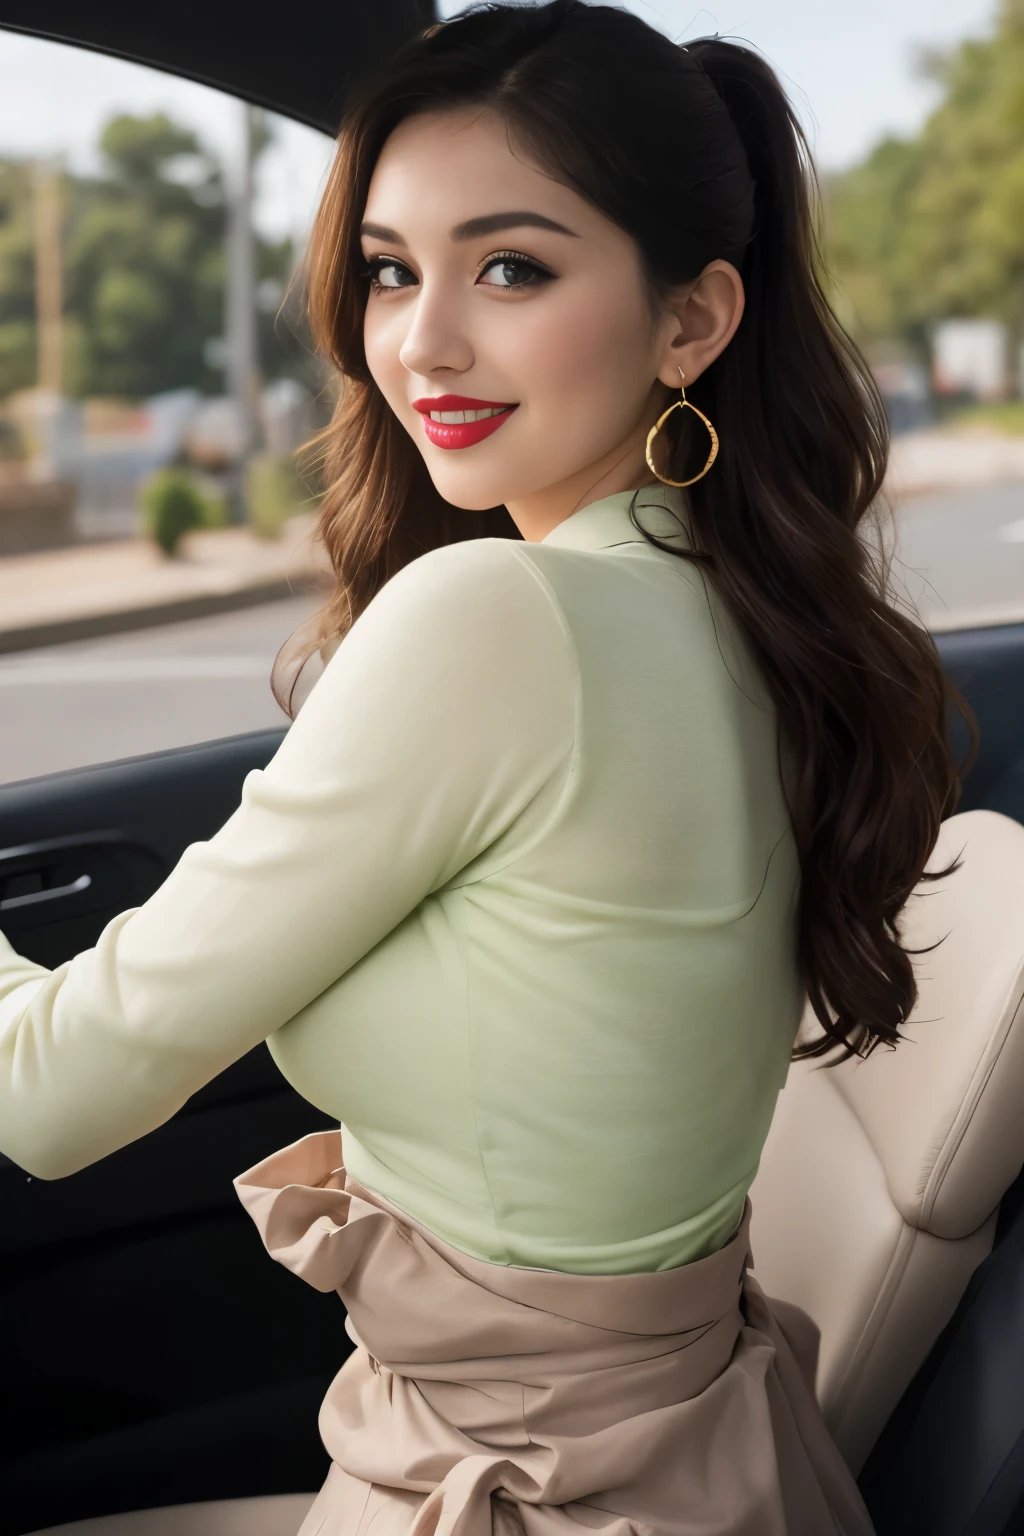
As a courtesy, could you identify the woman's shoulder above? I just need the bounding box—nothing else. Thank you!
[371,536,571,642]
[389,533,540,588]
[320,537,577,716]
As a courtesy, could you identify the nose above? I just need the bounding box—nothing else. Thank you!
[397,277,475,379]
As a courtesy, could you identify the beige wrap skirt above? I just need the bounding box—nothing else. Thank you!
[233,1131,875,1536]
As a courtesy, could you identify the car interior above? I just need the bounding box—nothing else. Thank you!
[2,6,1024,1536]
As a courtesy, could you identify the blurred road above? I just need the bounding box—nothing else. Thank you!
[894,479,1024,630]
[0,594,320,785]
[2,479,1024,788]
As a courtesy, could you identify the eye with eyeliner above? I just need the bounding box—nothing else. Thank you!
[360,249,554,293]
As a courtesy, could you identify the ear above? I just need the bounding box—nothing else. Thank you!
[654,260,745,390]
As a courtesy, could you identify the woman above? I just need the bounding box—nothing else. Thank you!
[0,2,970,1531]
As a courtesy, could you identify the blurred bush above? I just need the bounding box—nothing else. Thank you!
[244,450,307,540]
[948,400,1024,437]
[139,466,227,556]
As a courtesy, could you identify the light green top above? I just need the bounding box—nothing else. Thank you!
[0,484,803,1274]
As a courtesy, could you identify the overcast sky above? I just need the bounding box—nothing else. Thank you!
[0,0,997,244]
[599,0,997,167]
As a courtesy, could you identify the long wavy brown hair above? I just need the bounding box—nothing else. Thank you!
[275,0,977,1063]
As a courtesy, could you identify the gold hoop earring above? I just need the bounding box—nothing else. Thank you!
[645,370,719,488]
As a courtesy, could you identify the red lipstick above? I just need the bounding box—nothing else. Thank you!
[412,394,518,451]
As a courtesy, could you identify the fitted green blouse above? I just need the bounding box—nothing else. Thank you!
[0,483,803,1274]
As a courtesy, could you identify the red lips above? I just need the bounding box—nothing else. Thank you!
[412,394,519,451]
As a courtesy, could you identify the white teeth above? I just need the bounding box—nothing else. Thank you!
[428,407,508,424]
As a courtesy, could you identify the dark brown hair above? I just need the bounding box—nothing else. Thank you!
[279,0,976,1062]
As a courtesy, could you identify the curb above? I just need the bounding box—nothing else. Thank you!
[0,574,324,655]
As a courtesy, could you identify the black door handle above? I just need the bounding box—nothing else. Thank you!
[0,832,164,931]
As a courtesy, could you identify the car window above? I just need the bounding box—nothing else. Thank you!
[0,30,334,785]
[3,5,1022,787]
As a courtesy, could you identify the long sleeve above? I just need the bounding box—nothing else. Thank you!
[0,539,577,1179]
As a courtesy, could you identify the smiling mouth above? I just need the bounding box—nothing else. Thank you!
[417,403,518,451]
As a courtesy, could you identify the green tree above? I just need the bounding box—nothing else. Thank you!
[0,161,40,394]
[826,0,1024,355]
[67,113,227,397]
[0,110,309,402]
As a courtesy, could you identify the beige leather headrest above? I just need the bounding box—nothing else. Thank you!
[825,808,1024,1239]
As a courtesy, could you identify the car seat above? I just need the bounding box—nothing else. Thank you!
[748,807,1024,1475]
[25,1494,317,1536]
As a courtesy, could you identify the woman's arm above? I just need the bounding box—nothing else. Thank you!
[0,540,576,1178]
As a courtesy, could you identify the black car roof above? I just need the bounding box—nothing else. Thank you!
[0,1,438,136]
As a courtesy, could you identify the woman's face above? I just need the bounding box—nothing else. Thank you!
[359,106,723,538]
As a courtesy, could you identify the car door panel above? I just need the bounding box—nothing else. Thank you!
[3,1377,333,1534]
[0,727,342,1535]
[0,727,287,966]
[0,1087,330,1256]
[935,624,1024,824]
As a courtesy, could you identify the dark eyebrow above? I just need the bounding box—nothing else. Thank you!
[359,211,580,244]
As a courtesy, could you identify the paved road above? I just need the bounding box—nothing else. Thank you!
[1,479,1023,788]
[894,479,1024,630]
[0,594,321,786]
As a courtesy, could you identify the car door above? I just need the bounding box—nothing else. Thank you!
[0,731,349,1535]
[0,6,432,1532]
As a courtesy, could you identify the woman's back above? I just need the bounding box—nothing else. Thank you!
[271,485,804,1273]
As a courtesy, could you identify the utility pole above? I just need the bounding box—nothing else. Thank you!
[31,156,70,483]
[224,99,260,522]
[33,157,63,396]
